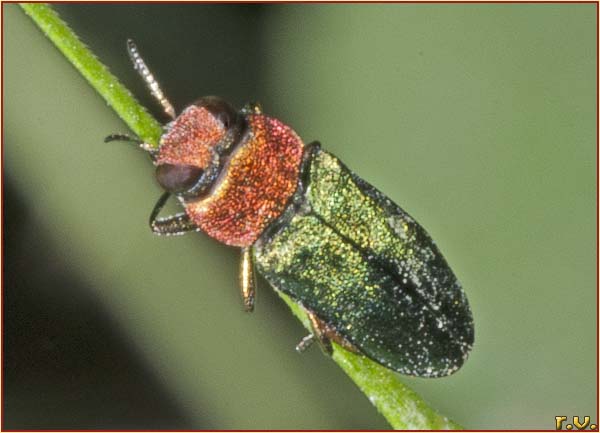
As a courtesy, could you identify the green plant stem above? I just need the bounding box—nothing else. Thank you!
[20,3,163,146]
[280,296,461,430]
[21,3,463,430]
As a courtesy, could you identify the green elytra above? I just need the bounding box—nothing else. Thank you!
[109,40,474,377]
[254,145,473,377]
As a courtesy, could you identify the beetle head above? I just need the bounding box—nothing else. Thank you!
[154,96,246,200]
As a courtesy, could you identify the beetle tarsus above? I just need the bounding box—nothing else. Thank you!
[240,247,256,312]
[295,334,315,353]
[149,192,198,235]
[104,133,140,143]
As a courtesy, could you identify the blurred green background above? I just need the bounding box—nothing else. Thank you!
[3,3,597,429]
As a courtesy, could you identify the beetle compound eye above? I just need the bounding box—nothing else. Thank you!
[156,164,204,194]
[194,96,239,130]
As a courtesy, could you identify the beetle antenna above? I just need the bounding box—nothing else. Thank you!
[127,39,176,120]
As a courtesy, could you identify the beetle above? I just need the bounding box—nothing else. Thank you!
[106,40,474,377]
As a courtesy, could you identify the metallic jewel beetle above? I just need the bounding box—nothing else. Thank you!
[107,40,474,377]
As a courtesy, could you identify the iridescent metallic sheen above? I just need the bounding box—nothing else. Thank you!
[147,94,473,377]
[185,114,304,247]
[117,40,473,377]
[158,105,225,168]
[254,148,474,377]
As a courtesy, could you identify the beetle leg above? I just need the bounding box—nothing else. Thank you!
[239,247,256,312]
[104,133,157,156]
[104,133,140,144]
[242,101,263,115]
[149,192,198,235]
[298,310,360,355]
[306,311,333,355]
[295,334,315,353]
